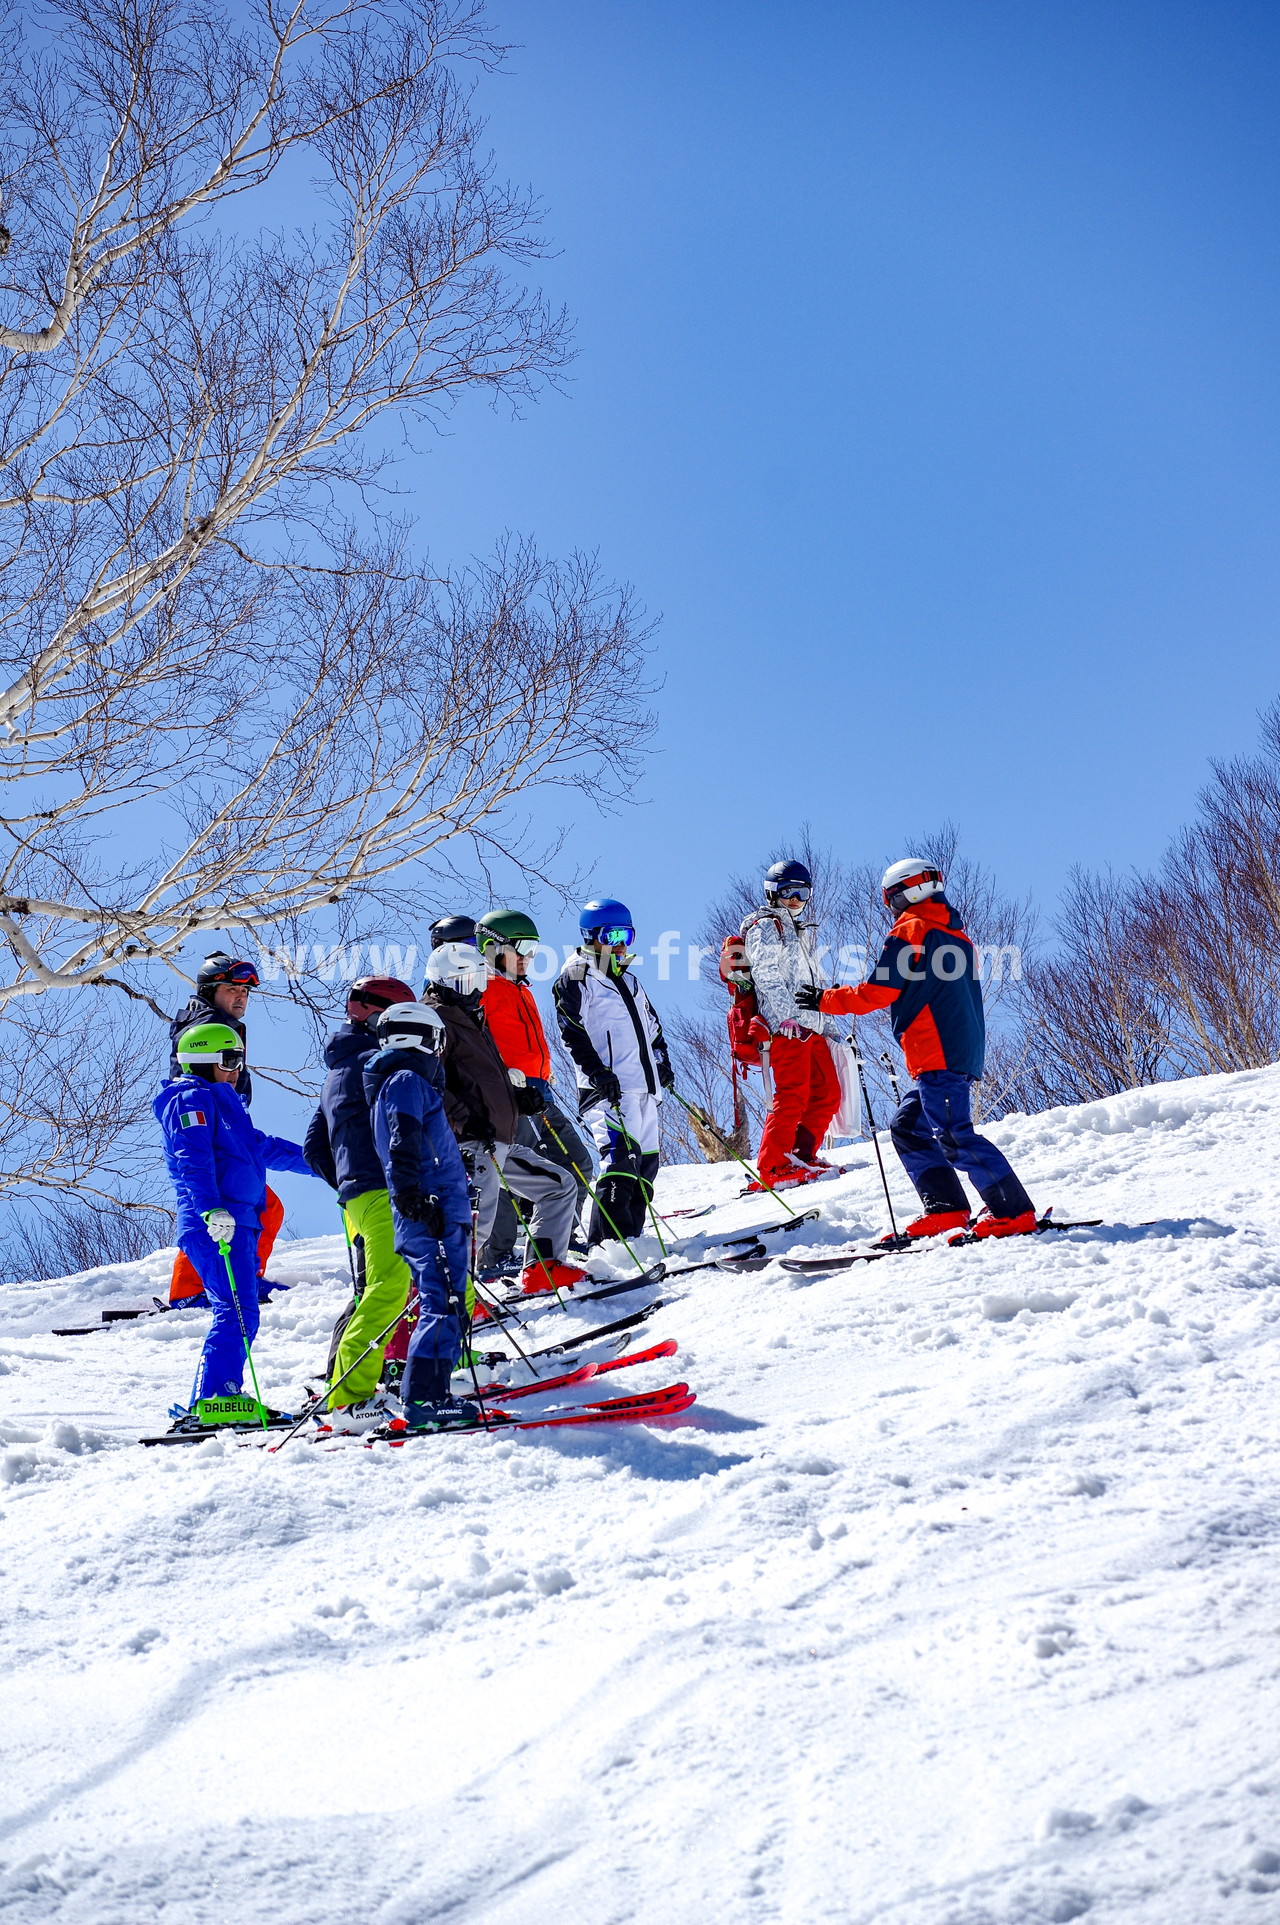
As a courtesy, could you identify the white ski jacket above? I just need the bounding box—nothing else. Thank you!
[554,950,673,1109]
[741,906,835,1038]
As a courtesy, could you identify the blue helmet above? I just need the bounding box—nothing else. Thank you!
[580,897,634,944]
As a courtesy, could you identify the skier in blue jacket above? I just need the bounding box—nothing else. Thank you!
[154,1021,316,1419]
[362,1000,477,1429]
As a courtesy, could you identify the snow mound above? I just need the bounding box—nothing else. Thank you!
[4,1061,1280,1922]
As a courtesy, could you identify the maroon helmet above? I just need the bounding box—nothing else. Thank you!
[347,976,415,1018]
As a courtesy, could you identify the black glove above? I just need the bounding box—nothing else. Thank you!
[587,1070,622,1109]
[513,1081,546,1115]
[794,983,823,1012]
[658,1062,676,1092]
[394,1187,445,1236]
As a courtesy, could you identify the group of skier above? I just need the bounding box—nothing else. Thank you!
[155,900,681,1435]
[154,856,1037,1437]
[732,856,1035,1238]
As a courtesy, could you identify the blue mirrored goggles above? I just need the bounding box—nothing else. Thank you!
[594,925,634,948]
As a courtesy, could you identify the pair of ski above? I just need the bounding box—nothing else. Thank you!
[492,1208,821,1311]
[778,1209,1105,1274]
[140,1331,681,1446]
[370,1379,695,1444]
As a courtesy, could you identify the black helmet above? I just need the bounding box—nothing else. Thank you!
[196,952,259,997]
[429,913,477,950]
[763,859,813,903]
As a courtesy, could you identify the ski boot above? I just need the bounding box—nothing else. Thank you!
[968,1208,1037,1240]
[519,1257,590,1296]
[321,1390,403,1435]
[518,1237,589,1296]
[166,1394,284,1434]
[877,1210,971,1246]
[390,1394,494,1433]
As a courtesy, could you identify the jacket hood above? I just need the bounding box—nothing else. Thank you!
[889,895,962,941]
[362,1043,443,1108]
[324,1020,378,1070]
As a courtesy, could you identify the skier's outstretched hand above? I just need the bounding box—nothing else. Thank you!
[203,1207,236,1246]
[794,984,823,1011]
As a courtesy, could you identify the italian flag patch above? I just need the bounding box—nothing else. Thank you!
[178,1109,208,1129]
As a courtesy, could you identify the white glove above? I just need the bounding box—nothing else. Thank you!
[507,1067,527,1087]
[204,1208,236,1245]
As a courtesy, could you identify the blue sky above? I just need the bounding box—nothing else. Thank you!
[401,0,1280,926]
[248,0,1280,1227]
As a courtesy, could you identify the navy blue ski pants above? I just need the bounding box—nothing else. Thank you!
[395,1211,471,1405]
[889,1070,1020,1214]
[183,1221,261,1401]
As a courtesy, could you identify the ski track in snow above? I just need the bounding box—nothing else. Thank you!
[4,1065,1280,1922]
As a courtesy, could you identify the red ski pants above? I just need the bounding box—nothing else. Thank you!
[169,1186,284,1303]
[756,1033,841,1179]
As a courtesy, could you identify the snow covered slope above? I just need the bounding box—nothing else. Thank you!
[5,1065,1280,1923]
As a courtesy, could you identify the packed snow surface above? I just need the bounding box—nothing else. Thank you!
[5,1065,1280,1923]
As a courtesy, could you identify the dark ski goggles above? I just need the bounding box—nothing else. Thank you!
[776,886,811,903]
[215,962,259,987]
[599,925,635,948]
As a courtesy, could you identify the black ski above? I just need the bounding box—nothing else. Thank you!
[781,1211,1107,1273]
[781,1244,920,1274]
[141,1414,299,1447]
[946,1212,1104,1248]
[553,1261,667,1306]
[55,1296,181,1336]
[531,1302,667,1354]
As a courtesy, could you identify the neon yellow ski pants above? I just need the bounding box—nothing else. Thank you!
[328,1188,412,1409]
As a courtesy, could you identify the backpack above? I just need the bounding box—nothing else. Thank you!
[719,935,764,1068]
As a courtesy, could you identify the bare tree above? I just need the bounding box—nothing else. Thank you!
[0,1,655,1011]
[0,990,172,1217]
[0,1194,173,1288]
[1011,867,1173,1105]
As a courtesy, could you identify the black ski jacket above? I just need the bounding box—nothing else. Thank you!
[168,995,252,1105]
[304,1021,397,1204]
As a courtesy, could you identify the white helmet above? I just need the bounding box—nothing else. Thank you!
[374,1000,445,1053]
[881,858,944,911]
[421,940,488,999]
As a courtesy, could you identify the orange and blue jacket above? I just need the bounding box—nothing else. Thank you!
[481,971,553,1081]
[819,897,985,1081]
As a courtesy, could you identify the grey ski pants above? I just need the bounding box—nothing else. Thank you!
[465,1137,578,1261]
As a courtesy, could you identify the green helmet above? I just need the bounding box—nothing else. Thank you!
[476,908,540,955]
[176,1021,245,1071]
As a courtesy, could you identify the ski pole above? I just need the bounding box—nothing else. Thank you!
[667,1087,800,1218]
[468,1272,539,1376]
[850,1029,900,1244]
[339,1203,359,1294]
[538,1114,651,1272]
[218,1237,269,1433]
[880,1051,901,1105]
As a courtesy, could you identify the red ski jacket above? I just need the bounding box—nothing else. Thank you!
[818,897,986,1080]
[481,972,553,1081]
